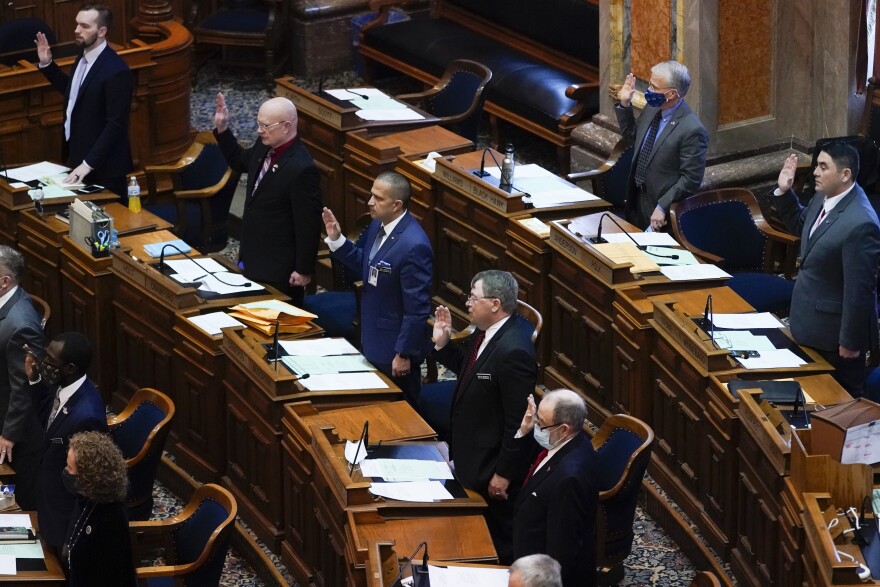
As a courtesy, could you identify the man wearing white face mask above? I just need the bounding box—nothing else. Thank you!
[513,390,597,587]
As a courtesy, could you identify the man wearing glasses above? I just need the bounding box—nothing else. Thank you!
[432,270,537,563]
[613,60,708,231]
[214,94,322,305]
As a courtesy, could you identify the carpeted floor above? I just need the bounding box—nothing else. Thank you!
[170,61,731,586]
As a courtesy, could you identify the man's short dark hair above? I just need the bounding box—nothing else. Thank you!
[0,246,25,283]
[376,171,412,207]
[54,331,92,375]
[81,3,113,30]
[822,141,860,181]
[472,270,518,314]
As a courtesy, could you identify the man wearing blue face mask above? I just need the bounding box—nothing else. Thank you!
[513,390,597,587]
[614,60,708,231]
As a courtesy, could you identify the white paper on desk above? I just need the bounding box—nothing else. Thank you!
[0,554,14,575]
[602,231,679,247]
[281,354,374,375]
[345,440,368,465]
[193,273,266,295]
[841,420,880,465]
[645,246,699,266]
[486,163,557,179]
[428,565,510,587]
[350,96,406,110]
[301,371,388,391]
[360,458,454,480]
[326,87,390,101]
[8,182,27,189]
[712,312,784,330]
[660,264,731,281]
[517,217,551,237]
[0,514,32,528]
[163,258,227,280]
[736,349,805,369]
[369,481,454,502]
[5,161,69,183]
[40,183,76,199]
[714,331,777,352]
[278,337,359,356]
[356,108,425,121]
[0,541,44,558]
[186,312,245,336]
[529,188,600,208]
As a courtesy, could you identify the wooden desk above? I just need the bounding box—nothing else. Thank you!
[281,400,436,585]
[346,510,496,587]
[221,328,403,554]
[366,542,507,587]
[6,512,65,585]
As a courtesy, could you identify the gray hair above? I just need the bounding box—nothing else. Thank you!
[0,246,25,283]
[545,388,587,429]
[651,60,691,97]
[376,171,412,207]
[509,554,562,587]
[472,270,517,314]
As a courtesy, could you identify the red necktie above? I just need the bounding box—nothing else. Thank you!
[522,449,549,487]
[809,207,827,238]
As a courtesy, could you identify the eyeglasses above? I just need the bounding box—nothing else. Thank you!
[647,84,675,93]
[257,120,289,132]
[465,293,496,304]
[537,421,563,432]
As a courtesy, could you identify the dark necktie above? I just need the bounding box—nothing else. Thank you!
[634,111,663,188]
[453,330,485,403]
[46,387,62,429]
[368,227,386,261]
[252,149,275,197]
[522,448,549,487]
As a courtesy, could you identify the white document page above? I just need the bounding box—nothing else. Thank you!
[164,258,227,280]
[529,188,600,208]
[5,161,69,183]
[345,440,368,465]
[602,232,680,247]
[186,312,246,336]
[0,515,32,529]
[735,349,806,369]
[841,420,880,465]
[712,312,784,330]
[194,272,266,295]
[369,481,454,502]
[660,264,732,281]
[360,458,454,480]
[278,337,359,356]
[644,246,699,266]
[486,163,557,179]
[428,565,510,587]
[714,331,777,351]
[356,108,425,121]
[0,554,14,575]
[0,542,43,558]
[325,87,391,101]
[281,354,374,376]
[301,371,388,392]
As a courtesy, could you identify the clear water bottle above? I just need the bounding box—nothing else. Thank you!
[500,143,515,191]
[127,176,141,213]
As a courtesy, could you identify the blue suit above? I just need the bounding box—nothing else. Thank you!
[34,378,107,552]
[331,212,433,403]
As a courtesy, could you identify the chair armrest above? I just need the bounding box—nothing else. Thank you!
[560,81,601,127]
[683,245,724,267]
[130,518,185,533]
[174,181,226,200]
[566,169,604,183]
[395,87,440,103]
[426,317,476,342]
[136,561,200,578]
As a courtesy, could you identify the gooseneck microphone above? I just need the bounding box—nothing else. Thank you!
[344,88,370,100]
[589,213,679,260]
[472,148,499,178]
[155,244,253,287]
[389,541,429,587]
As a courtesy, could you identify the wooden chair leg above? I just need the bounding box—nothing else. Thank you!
[557,145,571,176]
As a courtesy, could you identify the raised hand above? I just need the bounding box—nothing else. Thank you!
[777,153,799,192]
[518,394,537,436]
[617,72,636,107]
[322,207,341,241]
[432,305,452,349]
[214,92,229,133]
[34,32,52,67]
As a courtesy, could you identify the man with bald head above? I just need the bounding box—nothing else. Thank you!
[514,389,598,587]
[214,94,322,304]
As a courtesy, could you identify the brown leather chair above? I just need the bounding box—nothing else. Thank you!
[29,294,50,331]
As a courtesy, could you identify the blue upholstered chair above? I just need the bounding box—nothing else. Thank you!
[419,300,542,439]
[191,0,288,85]
[669,188,798,315]
[592,414,654,585]
[108,388,175,522]
[130,483,237,587]
[144,133,240,252]
[0,18,55,66]
[568,138,634,216]
[394,59,493,143]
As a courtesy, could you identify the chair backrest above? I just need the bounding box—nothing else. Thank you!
[29,294,50,331]
[670,188,768,272]
[424,59,492,142]
[593,139,634,210]
[169,484,237,585]
[592,414,654,567]
[515,299,542,345]
[108,388,175,520]
[180,142,239,249]
[0,19,56,65]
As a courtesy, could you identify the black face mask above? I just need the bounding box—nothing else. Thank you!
[61,470,79,496]
[39,360,61,386]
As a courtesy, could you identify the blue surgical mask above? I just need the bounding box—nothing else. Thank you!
[533,424,562,450]
[644,90,668,108]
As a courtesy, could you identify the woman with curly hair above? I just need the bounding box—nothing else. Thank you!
[62,430,136,587]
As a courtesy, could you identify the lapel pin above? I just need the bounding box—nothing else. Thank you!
[62,407,68,415]
[272,164,278,172]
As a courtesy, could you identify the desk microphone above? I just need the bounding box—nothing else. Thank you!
[156,243,253,287]
[291,373,310,382]
[349,420,369,476]
[389,541,429,587]
[472,148,500,178]
[589,213,679,260]
[344,88,369,100]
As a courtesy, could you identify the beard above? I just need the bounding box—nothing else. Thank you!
[75,32,99,49]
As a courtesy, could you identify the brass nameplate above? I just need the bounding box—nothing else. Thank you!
[282,89,343,128]
[653,304,711,373]
[435,164,508,213]
[548,224,614,283]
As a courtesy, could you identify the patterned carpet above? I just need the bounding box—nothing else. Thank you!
[173,61,729,586]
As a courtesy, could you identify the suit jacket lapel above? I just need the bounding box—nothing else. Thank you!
[0,288,23,324]
[521,434,584,494]
[802,189,858,261]
[373,214,411,261]
[633,106,659,159]
[453,317,516,405]
[47,383,84,435]
[246,143,276,206]
[645,101,690,168]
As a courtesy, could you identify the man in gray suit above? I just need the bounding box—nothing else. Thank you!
[0,246,44,508]
[614,60,708,231]
[774,142,880,396]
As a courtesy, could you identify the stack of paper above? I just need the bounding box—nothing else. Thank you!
[228,299,317,335]
[592,242,661,273]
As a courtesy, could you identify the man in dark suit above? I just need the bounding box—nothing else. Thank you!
[514,390,597,587]
[214,93,322,305]
[433,270,537,563]
[322,171,433,404]
[35,4,133,196]
[774,142,880,395]
[614,60,708,230]
[0,246,44,510]
[25,332,107,553]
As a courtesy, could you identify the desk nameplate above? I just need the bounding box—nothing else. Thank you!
[434,157,515,214]
[549,220,638,286]
[651,299,733,374]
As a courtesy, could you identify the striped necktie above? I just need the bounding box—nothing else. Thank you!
[252,149,275,197]
[634,111,663,188]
